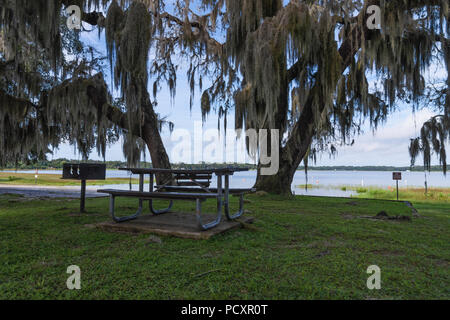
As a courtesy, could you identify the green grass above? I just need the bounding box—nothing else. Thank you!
[296,182,449,203]
[354,187,449,202]
[0,172,145,186]
[296,184,320,189]
[0,193,448,300]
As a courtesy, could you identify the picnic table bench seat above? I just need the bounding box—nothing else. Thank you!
[156,186,256,194]
[97,189,219,200]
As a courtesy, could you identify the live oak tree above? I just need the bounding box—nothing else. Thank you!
[221,0,449,194]
[175,0,449,194]
[1,0,449,193]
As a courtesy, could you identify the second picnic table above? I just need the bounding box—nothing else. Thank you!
[97,167,254,230]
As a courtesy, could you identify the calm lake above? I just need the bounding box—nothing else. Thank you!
[5,169,449,197]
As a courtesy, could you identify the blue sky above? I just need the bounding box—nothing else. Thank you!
[52,3,448,167]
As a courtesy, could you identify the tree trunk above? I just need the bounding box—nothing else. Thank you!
[252,57,297,195]
[253,135,313,195]
[253,12,368,195]
[253,88,316,195]
[252,55,314,195]
[139,80,172,185]
[142,111,172,185]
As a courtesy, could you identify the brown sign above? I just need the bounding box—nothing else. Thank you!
[393,172,402,181]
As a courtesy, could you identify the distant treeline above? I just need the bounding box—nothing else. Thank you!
[0,159,257,170]
[1,159,446,172]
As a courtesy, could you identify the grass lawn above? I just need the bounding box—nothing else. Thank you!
[0,172,144,186]
[0,193,448,299]
[296,183,449,203]
[355,187,449,202]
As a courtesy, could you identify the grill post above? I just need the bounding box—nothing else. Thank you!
[80,180,86,213]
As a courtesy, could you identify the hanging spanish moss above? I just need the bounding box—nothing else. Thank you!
[0,0,168,168]
[410,40,450,174]
[44,73,114,159]
[104,1,154,165]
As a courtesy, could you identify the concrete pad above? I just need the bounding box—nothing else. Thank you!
[95,212,255,240]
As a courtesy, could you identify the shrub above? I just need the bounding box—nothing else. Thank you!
[356,187,368,194]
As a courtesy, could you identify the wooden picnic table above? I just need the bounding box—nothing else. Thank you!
[98,167,253,230]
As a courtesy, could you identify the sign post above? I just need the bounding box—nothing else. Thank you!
[393,172,402,201]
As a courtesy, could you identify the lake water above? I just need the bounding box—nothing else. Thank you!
[3,169,449,197]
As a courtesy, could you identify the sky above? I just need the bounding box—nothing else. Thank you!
[51,3,449,167]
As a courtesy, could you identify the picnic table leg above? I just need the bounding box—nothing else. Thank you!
[148,173,173,215]
[196,198,222,231]
[137,173,144,212]
[224,174,245,220]
[195,174,223,230]
[217,173,223,212]
[109,194,142,223]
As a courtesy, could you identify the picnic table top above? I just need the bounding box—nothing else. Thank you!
[119,167,250,175]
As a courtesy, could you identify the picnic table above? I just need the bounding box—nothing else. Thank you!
[97,167,254,230]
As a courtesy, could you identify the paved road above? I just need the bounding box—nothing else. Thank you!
[0,185,106,199]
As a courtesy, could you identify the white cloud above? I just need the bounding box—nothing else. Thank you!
[373,109,435,140]
[318,108,445,166]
